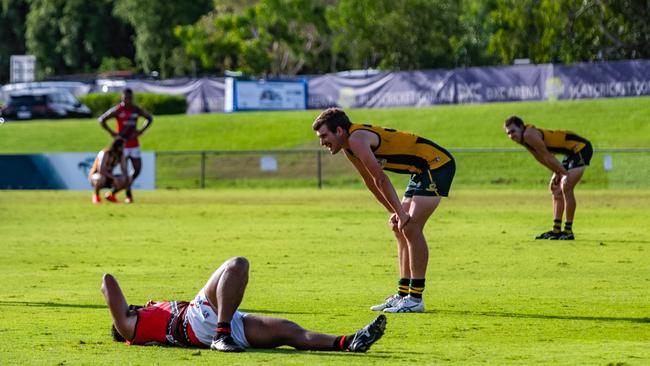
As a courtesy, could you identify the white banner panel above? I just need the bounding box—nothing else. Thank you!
[226,78,308,111]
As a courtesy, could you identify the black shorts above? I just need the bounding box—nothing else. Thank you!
[562,142,592,170]
[404,159,456,197]
[102,177,114,189]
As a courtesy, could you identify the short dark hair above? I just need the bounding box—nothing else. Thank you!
[504,115,524,128]
[109,137,125,153]
[111,324,126,342]
[123,88,133,95]
[312,108,351,133]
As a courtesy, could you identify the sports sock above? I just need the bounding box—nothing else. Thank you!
[126,189,132,198]
[552,219,562,233]
[409,278,425,299]
[333,335,352,351]
[398,278,410,297]
[216,322,231,337]
[564,221,573,233]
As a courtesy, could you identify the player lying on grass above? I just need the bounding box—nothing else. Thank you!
[102,256,386,353]
[88,138,131,204]
[504,116,592,240]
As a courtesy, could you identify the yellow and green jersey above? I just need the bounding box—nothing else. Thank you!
[345,123,453,174]
[524,124,590,155]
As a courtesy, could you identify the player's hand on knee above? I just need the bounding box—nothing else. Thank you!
[388,213,399,231]
[397,213,411,230]
[560,174,569,185]
[549,175,561,192]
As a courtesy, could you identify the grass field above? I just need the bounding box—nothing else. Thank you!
[1,97,649,364]
[2,97,649,190]
[1,189,649,365]
[1,97,650,153]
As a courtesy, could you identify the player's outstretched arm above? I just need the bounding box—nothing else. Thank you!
[101,274,137,341]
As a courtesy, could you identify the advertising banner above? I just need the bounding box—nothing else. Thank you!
[225,78,308,111]
[550,60,650,100]
[308,70,455,109]
[0,152,155,190]
[453,64,553,103]
[32,59,650,114]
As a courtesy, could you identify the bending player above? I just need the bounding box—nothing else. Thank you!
[88,138,130,204]
[313,108,455,313]
[102,256,386,352]
[504,116,592,240]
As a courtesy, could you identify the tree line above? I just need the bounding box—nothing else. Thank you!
[1,0,648,83]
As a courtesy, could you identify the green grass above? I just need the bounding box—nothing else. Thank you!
[1,189,649,365]
[155,149,650,190]
[2,97,649,189]
[1,97,650,153]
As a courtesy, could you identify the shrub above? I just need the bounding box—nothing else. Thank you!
[79,92,187,116]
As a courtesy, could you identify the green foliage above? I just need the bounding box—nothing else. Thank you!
[0,0,29,83]
[113,0,212,78]
[98,57,134,73]
[451,0,500,66]
[487,0,650,64]
[135,93,187,116]
[176,0,335,76]
[329,0,463,70]
[79,92,187,116]
[1,189,649,364]
[25,0,134,78]
[5,0,650,78]
[78,93,120,117]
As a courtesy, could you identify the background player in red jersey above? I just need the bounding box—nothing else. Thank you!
[98,88,153,203]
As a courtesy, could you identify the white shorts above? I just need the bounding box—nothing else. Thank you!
[186,289,250,349]
[90,172,103,184]
[124,146,141,159]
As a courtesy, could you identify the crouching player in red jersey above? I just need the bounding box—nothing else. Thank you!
[101,257,386,353]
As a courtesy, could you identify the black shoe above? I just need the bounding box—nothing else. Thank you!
[557,231,575,240]
[210,333,245,352]
[536,230,561,240]
[347,315,387,352]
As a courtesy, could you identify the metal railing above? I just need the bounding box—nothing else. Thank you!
[155,148,650,190]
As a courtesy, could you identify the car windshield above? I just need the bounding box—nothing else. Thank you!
[8,95,47,106]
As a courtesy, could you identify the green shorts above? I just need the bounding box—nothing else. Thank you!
[562,141,592,170]
[404,159,456,197]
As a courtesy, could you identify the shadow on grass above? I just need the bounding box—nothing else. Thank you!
[3,301,646,325]
[594,240,650,244]
[245,348,421,357]
[0,302,323,316]
[0,302,322,317]
[0,300,105,309]
[238,308,325,315]
[431,308,650,323]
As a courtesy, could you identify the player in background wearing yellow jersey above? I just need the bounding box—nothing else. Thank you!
[313,108,456,313]
[504,116,593,240]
